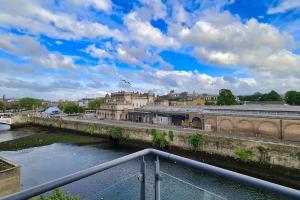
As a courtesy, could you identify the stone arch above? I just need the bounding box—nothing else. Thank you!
[283,123,300,142]
[257,121,279,139]
[219,119,234,132]
[236,120,255,136]
[191,117,202,128]
[205,117,217,130]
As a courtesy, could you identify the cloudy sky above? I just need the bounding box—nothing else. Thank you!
[0,0,300,100]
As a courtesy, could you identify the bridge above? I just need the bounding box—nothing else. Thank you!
[0,113,12,125]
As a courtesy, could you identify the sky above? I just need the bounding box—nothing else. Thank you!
[0,0,300,100]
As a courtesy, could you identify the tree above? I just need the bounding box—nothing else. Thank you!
[260,90,282,101]
[19,98,42,110]
[0,101,4,111]
[217,89,236,105]
[88,98,104,110]
[63,102,81,114]
[285,91,300,105]
[58,102,65,111]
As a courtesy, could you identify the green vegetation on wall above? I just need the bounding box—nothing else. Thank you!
[188,133,203,151]
[257,146,269,163]
[168,130,174,142]
[150,129,169,149]
[87,124,97,135]
[36,189,80,200]
[235,148,253,162]
[109,127,129,141]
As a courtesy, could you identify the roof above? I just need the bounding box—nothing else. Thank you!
[135,105,300,118]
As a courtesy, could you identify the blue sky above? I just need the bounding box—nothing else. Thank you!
[0,0,300,100]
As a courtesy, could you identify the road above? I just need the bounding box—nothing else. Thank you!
[62,116,200,133]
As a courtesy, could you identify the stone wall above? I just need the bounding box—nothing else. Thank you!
[203,114,300,142]
[12,116,300,170]
[0,157,20,197]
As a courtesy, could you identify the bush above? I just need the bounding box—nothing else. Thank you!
[257,146,268,163]
[151,129,169,149]
[109,127,128,141]
[168,130,174,142]
[36,189,80,200]
[87,124,97,135]
[188,133,203,150]
[235,148,253,162]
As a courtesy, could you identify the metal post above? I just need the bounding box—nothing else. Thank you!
[139,156,146,200]
[155,156,160,200]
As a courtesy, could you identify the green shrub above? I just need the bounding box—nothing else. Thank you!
[109,127,128,141]
[188,133,203,150]
[257,146,268,163]
[87,124,97,135]
[168,130,174,142]
[36,189,80,200]
[235,148,253,162]
[151,129,169,149]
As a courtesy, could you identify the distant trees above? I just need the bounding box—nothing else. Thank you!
[88,98,104,110]
[19,98,46,110]
[285,91,300,105]
[62,102,84,114]
[0,101,4,111]
[217,89,237,105]
[239,90,282,102]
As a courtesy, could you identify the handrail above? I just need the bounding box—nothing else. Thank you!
[1,148,299,200]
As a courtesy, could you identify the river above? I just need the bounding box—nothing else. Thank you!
[0,127,291,200]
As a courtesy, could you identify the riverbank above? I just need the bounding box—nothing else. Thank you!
[2,126,300,190]
[0,127,104,151]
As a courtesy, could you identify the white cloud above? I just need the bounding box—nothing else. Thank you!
[0,34,78,70]
[0,0,123,40]
[124,12,179,48]
[140,0,167,20]
[178,11,300,78]
[129,69,258,95]
[66,0,112,12]
[268,0,300,14]
[85,44,110,59]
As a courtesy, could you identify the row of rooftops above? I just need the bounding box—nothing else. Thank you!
[133,104,300,118]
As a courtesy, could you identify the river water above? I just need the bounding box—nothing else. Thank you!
[0,127,291,200]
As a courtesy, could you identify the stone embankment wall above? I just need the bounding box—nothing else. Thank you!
[12,116,300,170]
[203,114,300,142]
[0,157,20,197]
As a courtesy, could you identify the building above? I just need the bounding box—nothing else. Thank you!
[77,98,95,108]
[96,91,155,120]
[201,94,218,102]
[127,104,300,142]
[155,91,205,106]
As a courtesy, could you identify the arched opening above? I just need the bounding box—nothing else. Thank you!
[191,117,202,129]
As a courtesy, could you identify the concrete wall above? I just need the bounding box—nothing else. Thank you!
[0,157,20,197]
[203,114,300,142]
[12,116,300,170]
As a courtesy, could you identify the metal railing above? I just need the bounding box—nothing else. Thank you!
[1,148,300,200]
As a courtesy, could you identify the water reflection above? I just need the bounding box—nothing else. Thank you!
[0,143,285,200]
[0,125,36,143]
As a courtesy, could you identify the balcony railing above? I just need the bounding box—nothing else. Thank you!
[0,148,299,200]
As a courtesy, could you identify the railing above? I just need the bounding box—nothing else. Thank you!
[1,148,299,200]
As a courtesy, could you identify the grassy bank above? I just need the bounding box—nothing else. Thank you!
[0,160,12,171]
[0,131,104,151]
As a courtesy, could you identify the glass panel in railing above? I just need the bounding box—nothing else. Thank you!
[92,173,141,200]
[160,171,226,200]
